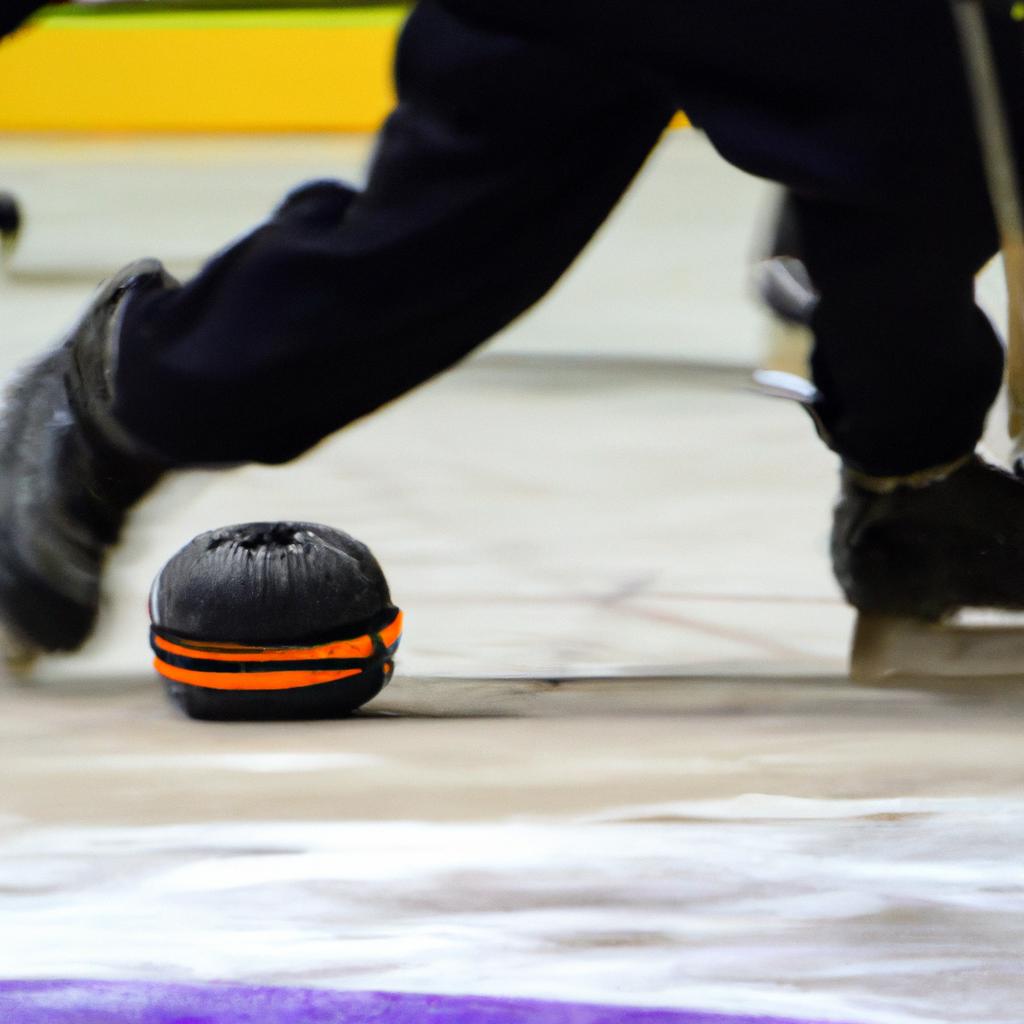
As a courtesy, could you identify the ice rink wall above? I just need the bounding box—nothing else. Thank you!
[0,2,691,133]
[0,3,404,132]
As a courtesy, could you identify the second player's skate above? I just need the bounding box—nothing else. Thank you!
[833,453,1024,680]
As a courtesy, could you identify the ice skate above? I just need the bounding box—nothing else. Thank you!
[833,453,1024,681]
[0,259,178,666]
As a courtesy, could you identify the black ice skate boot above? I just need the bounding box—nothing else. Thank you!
[832,453,1024,679]
[0,259,179,663]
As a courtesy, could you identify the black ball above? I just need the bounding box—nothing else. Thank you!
[149,522,401,721]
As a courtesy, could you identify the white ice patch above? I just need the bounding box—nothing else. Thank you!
[0,797,1022,1024]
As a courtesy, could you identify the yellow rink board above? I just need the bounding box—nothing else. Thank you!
[0,6,690,134]
[0,7,406,132]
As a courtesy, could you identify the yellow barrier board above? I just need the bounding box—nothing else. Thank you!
[0,5,688,134]
[0,7,406,132]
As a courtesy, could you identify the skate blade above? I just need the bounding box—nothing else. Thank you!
[851,611,1024,683]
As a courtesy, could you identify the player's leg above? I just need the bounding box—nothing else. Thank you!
[675,2,1024,631]
[800,190,1019,623]
[795,184,1002,478]
[0,0,675,656]
[110,1,675,464]
[788,11,1024,631]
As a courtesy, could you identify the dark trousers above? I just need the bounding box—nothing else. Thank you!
[22,2,1024,474]
[2,2,41,37]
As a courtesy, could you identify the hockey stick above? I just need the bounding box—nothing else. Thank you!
[951,0,1024,470]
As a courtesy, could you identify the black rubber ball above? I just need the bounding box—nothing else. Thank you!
[150,522,401,721]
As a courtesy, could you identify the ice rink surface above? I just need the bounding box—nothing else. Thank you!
[1,130,1023,1024]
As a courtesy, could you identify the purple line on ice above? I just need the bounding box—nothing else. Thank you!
[0,981,855,1024]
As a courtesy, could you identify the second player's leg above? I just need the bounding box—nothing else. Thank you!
[688,3,1008,477]
[112,0,675,465]
[795,187,1002,477]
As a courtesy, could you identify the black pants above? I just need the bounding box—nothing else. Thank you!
[2,2,40,37]
[18,2,1024,474]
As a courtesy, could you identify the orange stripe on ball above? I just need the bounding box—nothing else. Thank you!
[153,659,365,691]
[153,632,374,663]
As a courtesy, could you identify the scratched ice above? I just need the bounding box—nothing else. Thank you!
[0,797,1021,1024]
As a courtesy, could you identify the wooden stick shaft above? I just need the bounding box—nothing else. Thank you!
[951,1,1024,440]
